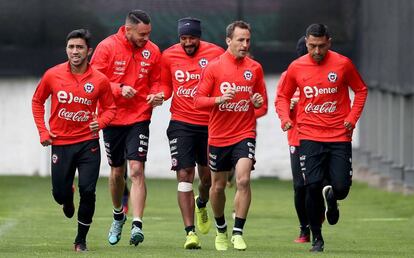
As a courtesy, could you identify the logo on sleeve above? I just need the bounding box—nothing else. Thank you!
[142,49,151,59]
[327,72,338,83]
[199,58,208,68]
[243,70,253,81]
[84,82,94,93]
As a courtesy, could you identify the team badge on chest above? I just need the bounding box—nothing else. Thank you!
[243,70,253,81]
[327,72,338,83]
[84,82,94,93]
[199,58,208,68]
[142,49,151,59]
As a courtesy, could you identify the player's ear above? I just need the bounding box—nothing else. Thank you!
[87,47,93,56]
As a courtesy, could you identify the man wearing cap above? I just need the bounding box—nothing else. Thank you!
[90,9,163,247]
[160,17,224,249]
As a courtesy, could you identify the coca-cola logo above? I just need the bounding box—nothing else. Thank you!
[58,108,91,122]
[218,99,250,112]
[57,90,92,105]
[174,70,200,83]
[176,85,197,98]
[303,86,338,98]
[305,101,337,113]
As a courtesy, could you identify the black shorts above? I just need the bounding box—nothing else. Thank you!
[208,138,256,172]
[299,140,352,187]
[289,145,305,189]
[51,139,100,203]
[166,120,208,171]
[103,121,150,167]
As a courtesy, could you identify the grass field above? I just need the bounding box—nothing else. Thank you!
[0,176,413,257]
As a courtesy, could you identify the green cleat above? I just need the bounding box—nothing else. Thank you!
[130,225,144,246]
[108,215,126,245]
[184,231,201,249]
[231,234,247,251]
[195,196,211,234]
[215,230,228,251]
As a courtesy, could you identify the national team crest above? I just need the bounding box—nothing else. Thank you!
[84,82,94,93]
[142,49,151,59]
[199,58,208,68]
[327,72,338,83]
[52,154,58,164]
[243,70,253,81]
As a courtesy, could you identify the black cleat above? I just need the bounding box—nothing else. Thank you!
[309,238,324,252]
[63,202,75,218]
[74,242,88,252]
[322,185,339,225]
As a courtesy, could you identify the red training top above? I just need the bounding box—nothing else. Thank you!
[32,62,116,145]
[160,41,224,125]
[90,26,161,126]
[194,51,268,146]
[276,50,368,142]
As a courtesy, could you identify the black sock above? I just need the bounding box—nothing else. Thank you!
[232,217,246,235]
[300,225,310,233]
[113,208,124,221]
[132,220,142,229]
[74,222,90,244]
[196,196,207,208]
[185,225,195,235]
[215,215,227,233]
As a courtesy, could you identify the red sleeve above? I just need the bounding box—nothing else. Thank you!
[344,61,368,126]
[254,66,268,118]
[194,64,217,109]
[275,67,297,129]
[148,50,161,94]
[90,43,122,98]
[159,53,173,100]
[97,78,117,129]
[31,72,52,143]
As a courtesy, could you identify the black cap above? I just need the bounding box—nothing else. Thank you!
[178,17,201,38]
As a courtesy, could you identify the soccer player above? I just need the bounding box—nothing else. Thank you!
[90,9,163,246]
[194,20,268,251]
[160,17,224,249]
[276,24,368,252]
[32,29,116,252]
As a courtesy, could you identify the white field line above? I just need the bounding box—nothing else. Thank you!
[357,218,408,222]
[0,219,17,237]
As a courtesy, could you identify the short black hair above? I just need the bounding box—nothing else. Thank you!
[126,9,151,25]
[305,23,330,38]
[296,36,307,57]
[66,29,91,48]
[226,20,251,39]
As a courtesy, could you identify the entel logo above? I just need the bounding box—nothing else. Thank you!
[219,82,252,94]
[303,86,338,98]
[57,90,92,105]
[175,70,200,83]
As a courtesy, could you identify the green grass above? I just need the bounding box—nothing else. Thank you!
[0,177,414,257]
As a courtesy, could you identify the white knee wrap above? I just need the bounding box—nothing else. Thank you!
[177,182,193,192]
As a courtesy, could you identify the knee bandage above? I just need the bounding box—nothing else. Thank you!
[177,182,193,192]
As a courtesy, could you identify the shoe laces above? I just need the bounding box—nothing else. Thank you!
[201,209,208,223]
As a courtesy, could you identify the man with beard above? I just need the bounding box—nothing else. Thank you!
[160,17,224,249]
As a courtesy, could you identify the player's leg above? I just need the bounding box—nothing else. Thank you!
[126,121,150,246]
[74,139,101,251]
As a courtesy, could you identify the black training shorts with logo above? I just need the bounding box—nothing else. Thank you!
[299,140,352,188]
[51,139,100,205]
[289,145,305,189]
[166,120,208,171]
[103,120,150,167]
[208,138,256,172]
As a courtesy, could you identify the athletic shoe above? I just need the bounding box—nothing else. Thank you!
[231,234,247,251]
[130,225,144,246]
[294,229,310,243]
[309,238,324,252]
[62,202,75,218]
[322,185,340,225]
[74,242,88,252]
[184,231,201,249]
[215,230,228,251]
[108,215,126,245]
[194,196,211,234]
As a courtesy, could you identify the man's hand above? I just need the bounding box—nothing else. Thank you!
[344,121,354,131]
[121,85,137,99]
[250,93,264,108]
[41,131,57,146]
[290,97,299,110]
[147,92,164,107]
[215,88,236,104]
[282,121,293,132]
[89,112,99,134]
